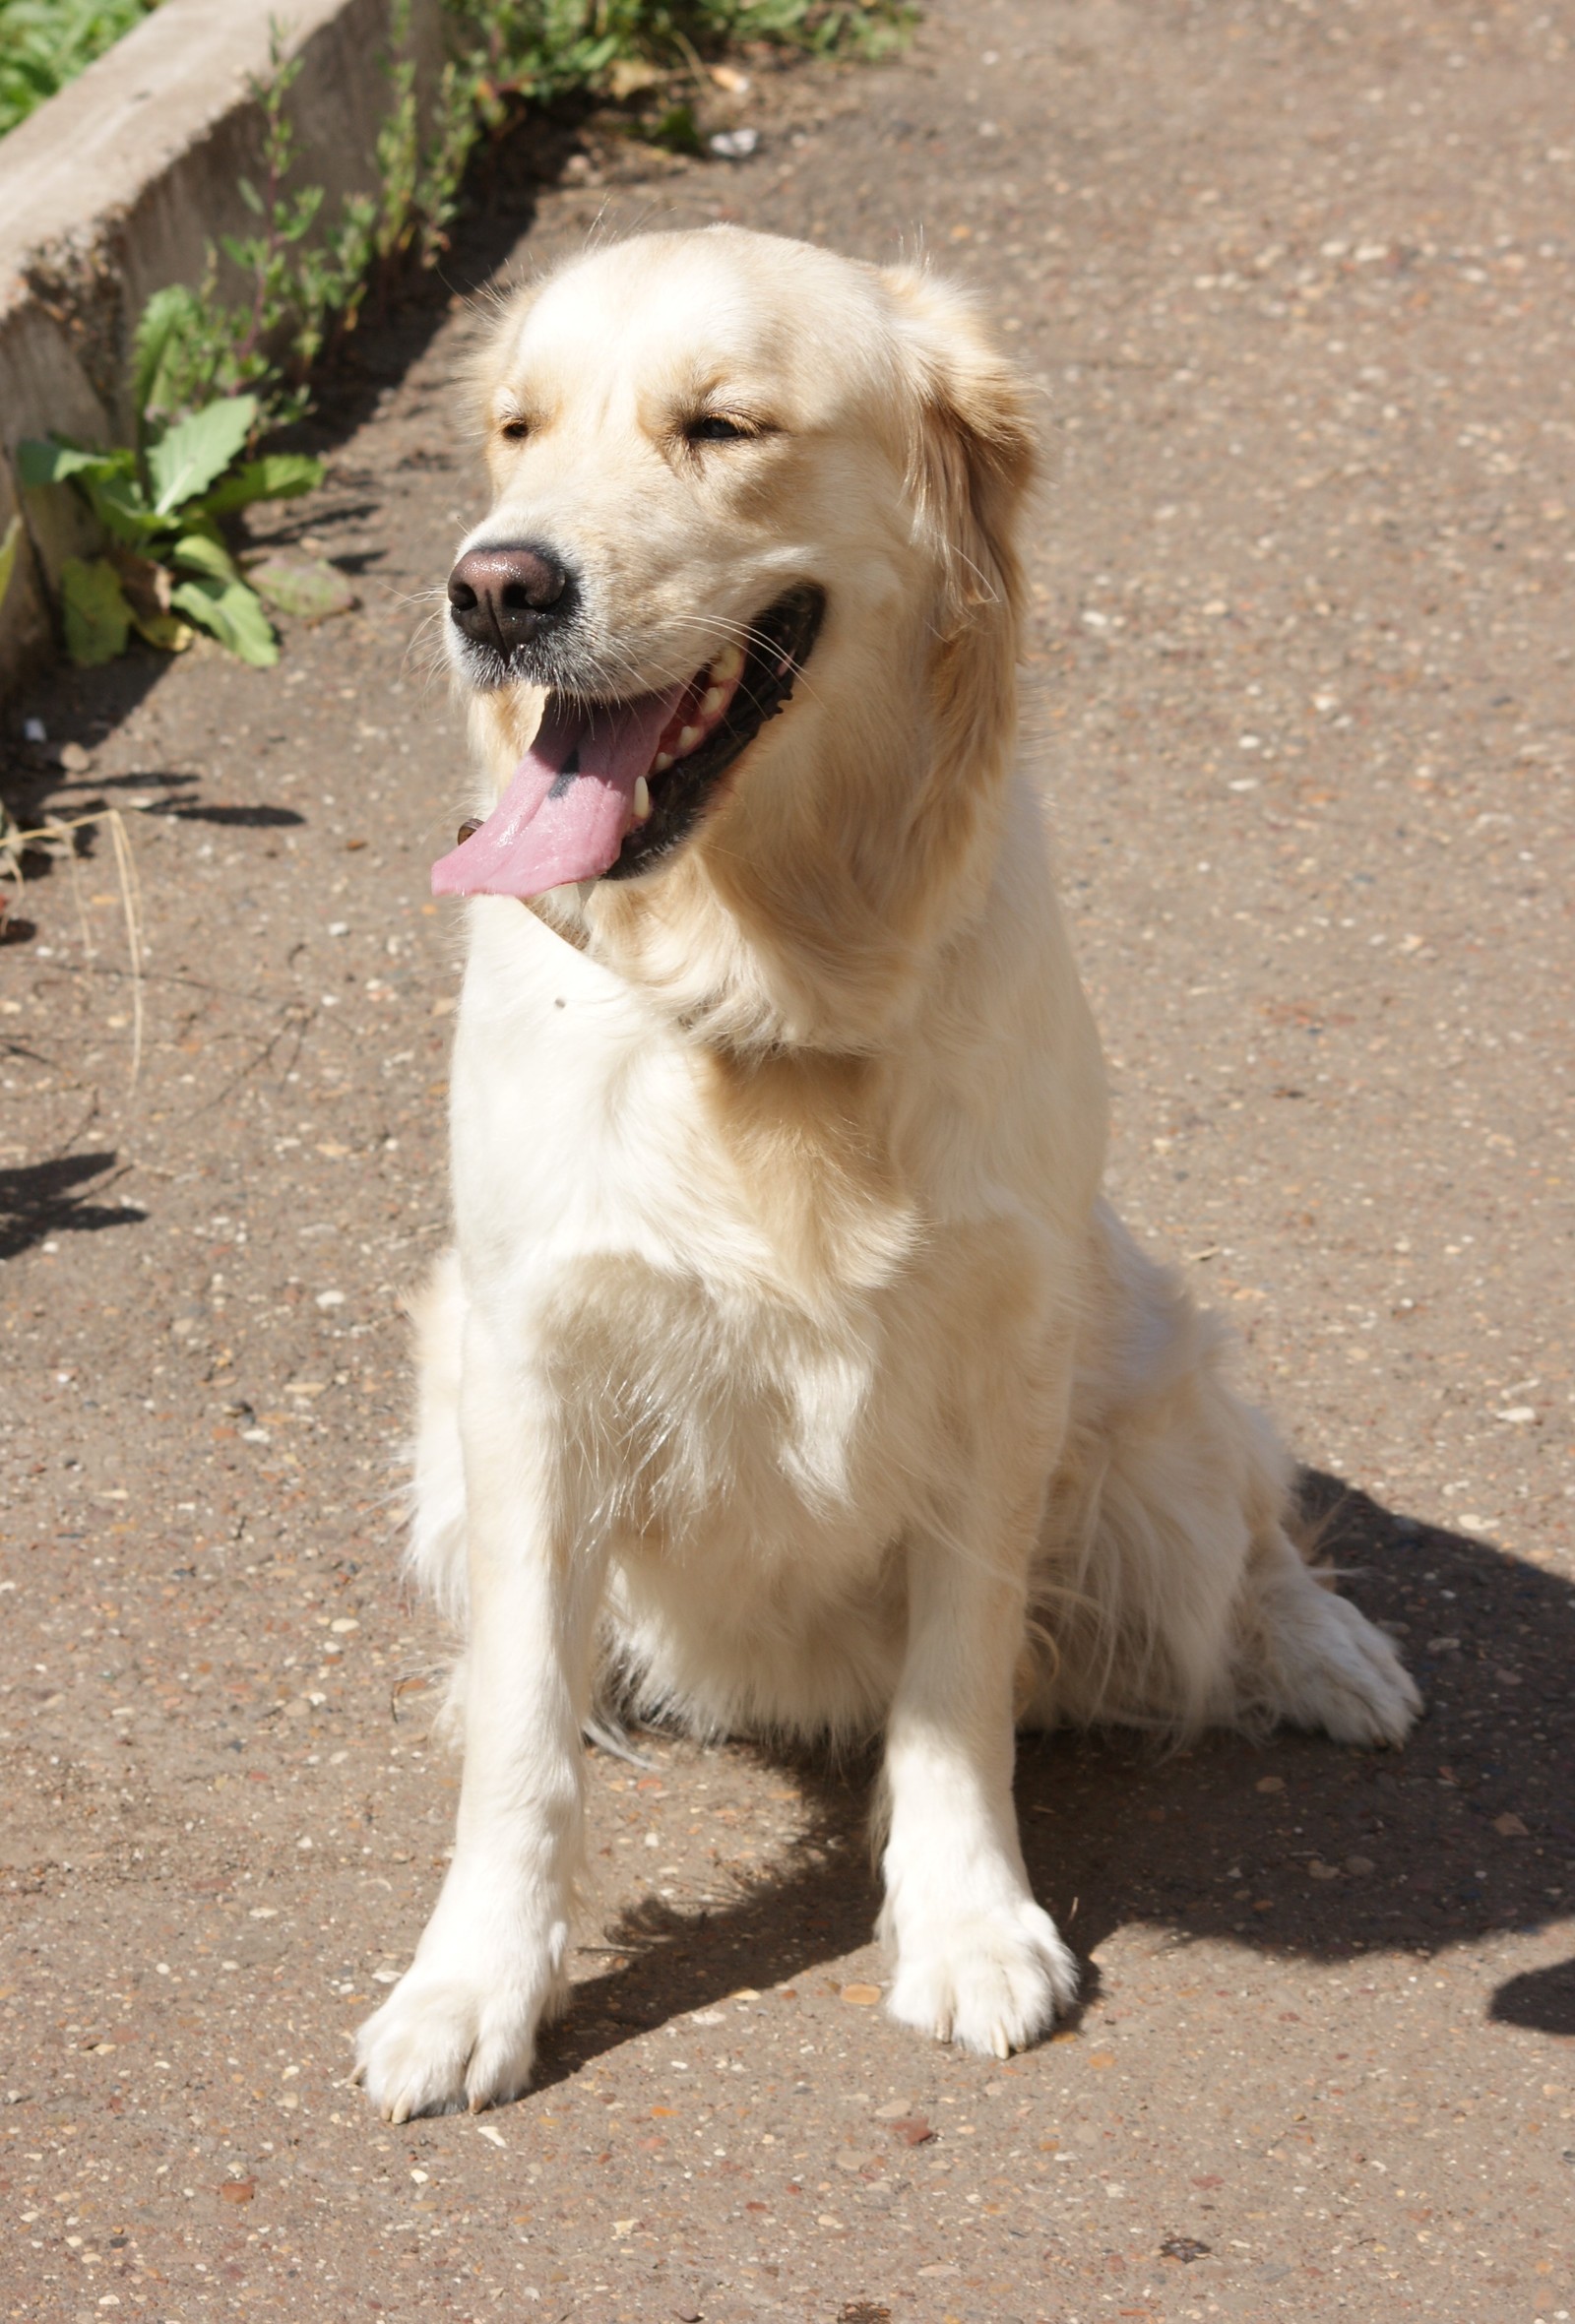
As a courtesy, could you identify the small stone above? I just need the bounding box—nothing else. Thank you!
[888,2114,934,2146]
[1160,2233,1212,2264]
[1308,1860,1340,1880]
[218,2178,255,2204]
[1493,1813,1529,1838]
[836,2149,880,2172]
[872,2099,913,2120]
[672,2306,702,2323]
[1346,1854,1375,1876]
[1255,1775,1285,1792]
[841,1982,882,2006]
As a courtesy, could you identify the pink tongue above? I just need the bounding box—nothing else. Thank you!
[430,684,685,901]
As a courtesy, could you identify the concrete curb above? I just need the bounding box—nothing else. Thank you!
[0,0,444,705]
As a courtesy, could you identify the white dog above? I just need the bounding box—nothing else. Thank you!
[354,226,1419,2121]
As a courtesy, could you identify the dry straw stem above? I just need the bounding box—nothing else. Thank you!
[2,804,146,1085]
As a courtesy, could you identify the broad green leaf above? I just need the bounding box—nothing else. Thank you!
[169,574,279,666]
[132,283,204,428]
[198,454,325,515]
[146,396,258,515]
[16,437,130,489]
[60,556,133,665]
[168,532,242,586]
[0,515,20,611]
[85,470,161,545]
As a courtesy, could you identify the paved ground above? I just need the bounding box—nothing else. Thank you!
[2,2,1572,2319]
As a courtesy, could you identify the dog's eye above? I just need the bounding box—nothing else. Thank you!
[686,414,751,444]
[499,418,531,442]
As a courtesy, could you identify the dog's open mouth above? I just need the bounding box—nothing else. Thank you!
[431,587,825,902]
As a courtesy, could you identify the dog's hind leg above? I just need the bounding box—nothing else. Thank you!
[1228,1515,1421,1746]
[1025,1204,1419,1747]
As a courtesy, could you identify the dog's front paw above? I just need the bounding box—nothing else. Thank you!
[354,1953,567,2121]
[885,1898,1078,2059]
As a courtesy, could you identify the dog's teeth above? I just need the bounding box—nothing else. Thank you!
[632,775,652,823]
[700,685,725,719]
[713,643,744,683]
[676,723,702,755]
[653,750,673,774]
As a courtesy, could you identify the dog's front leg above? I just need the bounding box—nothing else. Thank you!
[356,1327,600,2119]
[879,1476,1078,2058]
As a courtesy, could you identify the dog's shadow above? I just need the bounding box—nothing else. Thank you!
[536,1473,1573,2087]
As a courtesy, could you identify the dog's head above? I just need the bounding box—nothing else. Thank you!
[441,227,1035,1049]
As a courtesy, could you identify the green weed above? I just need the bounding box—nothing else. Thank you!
[0,0,159,138]
[18,396,323,667]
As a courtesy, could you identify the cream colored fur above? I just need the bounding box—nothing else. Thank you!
[354,227,1419,2121]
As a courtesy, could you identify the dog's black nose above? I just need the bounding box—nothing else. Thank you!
[448,544,572,654]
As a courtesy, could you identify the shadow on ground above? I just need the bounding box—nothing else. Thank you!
[0,1150,144,1260]
[535,1477,1573,2089]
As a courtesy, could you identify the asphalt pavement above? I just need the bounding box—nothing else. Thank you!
[1,3,1571,2319]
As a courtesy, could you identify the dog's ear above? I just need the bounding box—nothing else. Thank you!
[881,264,1037,639]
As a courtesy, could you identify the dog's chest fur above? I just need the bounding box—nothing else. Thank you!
[446,898,1074,1732]
[453,905,914,1537]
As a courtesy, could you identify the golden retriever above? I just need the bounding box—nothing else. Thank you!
[354,226,1419,2121]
